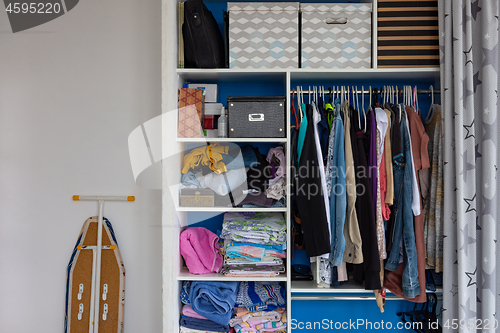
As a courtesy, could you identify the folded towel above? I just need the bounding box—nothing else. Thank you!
[235,282,286,312]
[181,281,191,305]
[180,227,223,274]
[229,310,282,326]
[226,244,265,261]
[180,316,229,332]
[180,326,226,333]
[190,281,239,326]
[182,305,208,320]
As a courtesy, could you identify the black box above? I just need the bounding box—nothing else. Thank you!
[227,96,286,138]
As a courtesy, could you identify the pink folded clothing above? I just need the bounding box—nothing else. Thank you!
[182,305,208,320]
[180,227,223,274]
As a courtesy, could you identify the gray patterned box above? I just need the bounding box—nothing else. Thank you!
[228,2,299,69]
[301,3,372,68]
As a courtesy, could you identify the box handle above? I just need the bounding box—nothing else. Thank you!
[325,17,347,25]
[248,113,265,121]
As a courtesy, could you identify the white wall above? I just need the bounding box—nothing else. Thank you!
[0,1,162,332]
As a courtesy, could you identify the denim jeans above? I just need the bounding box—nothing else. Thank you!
[385,113,420,298]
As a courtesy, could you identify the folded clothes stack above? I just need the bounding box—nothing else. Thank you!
[179,281,239,333]
[230,282,287,333]
[220,212,287,277]
[180,144,286,207]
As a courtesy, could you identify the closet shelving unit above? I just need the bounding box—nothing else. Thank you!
[162,0,442,331]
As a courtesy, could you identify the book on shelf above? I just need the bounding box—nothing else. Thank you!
[178,2,185,68]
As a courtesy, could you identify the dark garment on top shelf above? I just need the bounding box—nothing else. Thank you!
[232,191,274,208]
[295,104,331,257]
[350,110,381,290]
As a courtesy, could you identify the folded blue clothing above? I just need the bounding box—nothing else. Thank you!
[235,281,286,312]
[180,281,191,305]
[227,241,284,252]
[181,172,201,188]
[190,281,239,326]
[180,315,229,332]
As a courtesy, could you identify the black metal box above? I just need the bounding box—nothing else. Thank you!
[227,96,286,138]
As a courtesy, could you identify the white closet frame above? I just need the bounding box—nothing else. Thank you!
[161,0,441,331]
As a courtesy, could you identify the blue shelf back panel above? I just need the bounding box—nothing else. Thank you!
[291,299,420,332]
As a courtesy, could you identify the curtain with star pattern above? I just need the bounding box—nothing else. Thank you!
[439,1,500,331]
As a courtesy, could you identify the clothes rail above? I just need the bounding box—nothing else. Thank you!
[290,89,440,94]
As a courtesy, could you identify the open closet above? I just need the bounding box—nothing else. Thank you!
[162,0,444,331]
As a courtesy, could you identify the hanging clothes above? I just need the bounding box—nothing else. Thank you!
[383,108,394,218]
[375,107,389,261]
[295,104,331,258]
[297,103,308,162]
[351,110,381,291]
[423,106,444,272]
[384,109,420,300]
[386,105,403,254]
[343,105,363,264]
[312,101,331,258]
[329,111,347,267]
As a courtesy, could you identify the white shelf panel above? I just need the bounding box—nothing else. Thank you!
[291,280,443,294]
[177,69,287,83]
[176,207,287,212]
[177,137,287,143]
[289,68,441,81]
[177,68,440,82]
[177,270,288,282]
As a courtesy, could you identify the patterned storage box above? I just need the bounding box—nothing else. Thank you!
[301,3,372,68]
[377,0,439,68]
[228,2,299,69]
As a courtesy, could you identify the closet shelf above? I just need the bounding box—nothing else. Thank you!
[176,207,287,212]
[177,68,440,82]
[291,280,443,294]
[177,138,287,143]
[177,270,288,282]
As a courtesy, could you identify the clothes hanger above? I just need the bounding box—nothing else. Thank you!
[291,88,298,129]
[425,85,435,123]
[356,86,362,129]
[296,86,300,123]
[414,86,421,117]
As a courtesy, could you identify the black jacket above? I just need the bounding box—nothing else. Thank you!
[295,104,331,257]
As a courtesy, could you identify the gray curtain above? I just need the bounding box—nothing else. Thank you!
[439,0,500,331]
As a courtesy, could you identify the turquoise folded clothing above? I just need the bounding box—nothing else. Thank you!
[180,315,229,332]
[190,281,239,326]
[235,282,286,312]
[226,244,265,261]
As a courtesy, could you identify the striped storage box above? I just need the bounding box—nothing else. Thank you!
[301,3,372,68]
[377,0,439,68]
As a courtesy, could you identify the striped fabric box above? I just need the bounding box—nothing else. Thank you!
[301,3,372,69]
[377,0,439,68]
[228,2,300,69]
